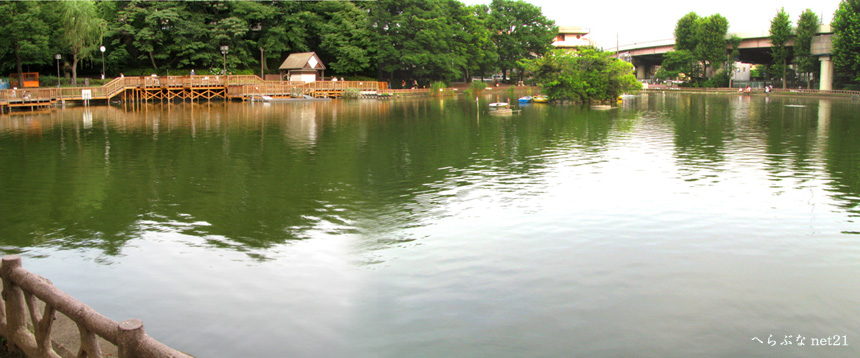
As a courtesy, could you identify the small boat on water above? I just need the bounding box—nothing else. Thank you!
[488,102,520,116]
[490,108,515,116]
[533,95,548,103]
[590,105,615,111]
[518,96,533,103]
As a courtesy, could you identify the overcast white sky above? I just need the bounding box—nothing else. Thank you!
[460,0,844,48]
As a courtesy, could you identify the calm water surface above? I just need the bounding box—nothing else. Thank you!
[0,93,858,357]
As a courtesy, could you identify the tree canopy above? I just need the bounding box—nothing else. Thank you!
[832,0,860,85]
[488,0,557,82]
[523,48,641,103]
[674,12,699,52]
[62,1,107,86]
[372,0,555,87]
[0,2,51,87]
[660,12,729,85]
[769,8,793,88]
[0,0,559,87]
[694,14,729,78]
[795,10,819,89]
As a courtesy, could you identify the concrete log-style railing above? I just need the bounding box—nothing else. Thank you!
[0,255,191,358]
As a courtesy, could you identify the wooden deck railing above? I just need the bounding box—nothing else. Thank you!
[0,255,191,358]
[0,76,393,108]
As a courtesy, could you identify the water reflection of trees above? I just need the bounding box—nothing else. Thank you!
[751,97,819,183]
[0,99,623,258]
[646,93,860,217]
[823,100,860,217]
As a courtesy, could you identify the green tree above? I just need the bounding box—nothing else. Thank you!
[795,10,819,89]
[489,0,556,82]
[372,0,479,86]
[312,1,376,75]
[0,2,51,87]
[465,5,498,81]
[524,48,642,103]
[674,12,699,52]
[61,0,107,85]
[655,50,697,81]
[832,0,860,84]
[253,2,317,75]
[694,14,729,79]
[769,8,793,88]
[662,12,728,84]
[111,1,170,71]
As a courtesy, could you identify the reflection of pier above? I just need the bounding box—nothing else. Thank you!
[0,76,388,113]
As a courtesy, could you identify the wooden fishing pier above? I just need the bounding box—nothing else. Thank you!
[0,75,388,114]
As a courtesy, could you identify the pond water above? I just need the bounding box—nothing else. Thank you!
[0,93,858,357]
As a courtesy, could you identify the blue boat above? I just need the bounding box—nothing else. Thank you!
[518,96,533,103]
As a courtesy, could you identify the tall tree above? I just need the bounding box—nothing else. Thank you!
[769,8,793,89]
[489,0,556,82]
[661,12,728,84]
[832,0,860,84]
[61,0,107,85]
[312,1,376,75]
[466,5,498,81]
[674,12,699,52]
[0,2,51,88]
[795,10,819,89]
[694,14,729,79]
[372,0,463,86]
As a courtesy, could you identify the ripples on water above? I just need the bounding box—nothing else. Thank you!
[0,94,859,357]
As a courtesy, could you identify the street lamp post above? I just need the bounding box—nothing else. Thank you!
[220,46,229,75]
[55,54,61,88]
[99,46,106,80]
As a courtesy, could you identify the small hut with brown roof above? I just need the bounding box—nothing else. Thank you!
[279,52,326,82]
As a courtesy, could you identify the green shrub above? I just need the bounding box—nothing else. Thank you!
[704,71,730,88]
[430,81,447,94]
[342,88,361,99]
[469,80,487,94]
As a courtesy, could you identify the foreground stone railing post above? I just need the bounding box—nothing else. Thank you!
[1,256,39,356]
[117,319,144,358]
[0,255,192,358]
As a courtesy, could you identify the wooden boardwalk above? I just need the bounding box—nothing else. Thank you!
[0,75,389,113]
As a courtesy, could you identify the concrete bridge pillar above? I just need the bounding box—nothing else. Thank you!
[819,56,834,91]
[636,65,646,80]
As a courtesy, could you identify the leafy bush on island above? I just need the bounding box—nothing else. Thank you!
[430,81,447,94]
[522,48,642,103]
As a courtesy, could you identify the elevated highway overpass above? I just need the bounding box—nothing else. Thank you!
[617,25,834,90]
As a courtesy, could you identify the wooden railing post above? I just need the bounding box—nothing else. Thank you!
[117,319,144,358]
